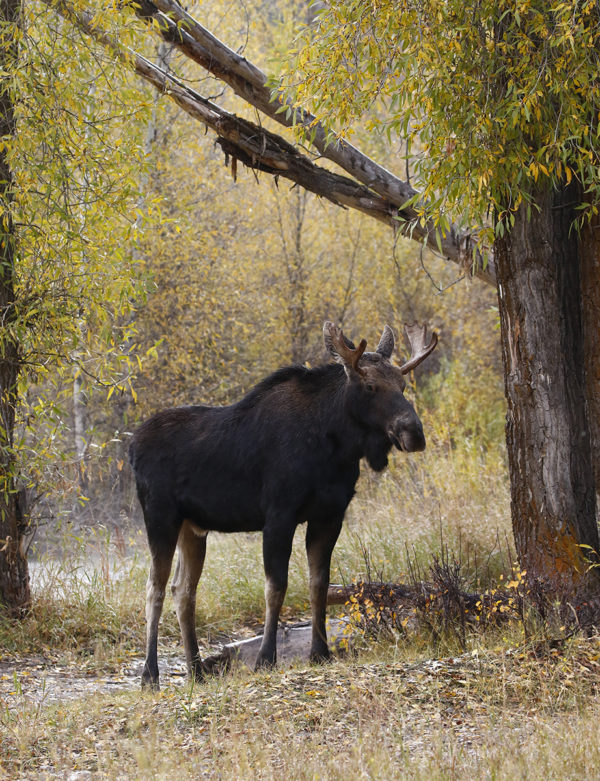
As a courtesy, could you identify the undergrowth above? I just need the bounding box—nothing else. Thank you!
[3,440,600,779]
[2,633,600,779]
[0,440,511,662]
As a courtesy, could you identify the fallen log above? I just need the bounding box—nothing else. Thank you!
[327,580,522,625]
[199,581,520,674]
[328,581,480,609]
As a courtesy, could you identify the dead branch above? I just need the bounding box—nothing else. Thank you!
[45,0,496,284]
[328,581,520,624]
[45,1,417,231]
[132,0,494,283]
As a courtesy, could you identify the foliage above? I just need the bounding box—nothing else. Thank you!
[126,0,502,411]
[418,353,505,452]
[0,0,505,559]
[282,0,600,244]
[2,2,155,504]
[0,0,505,526]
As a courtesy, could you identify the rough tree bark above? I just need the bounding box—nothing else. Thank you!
[580,214,600,514]
[495,184,599,592]
[0,0,30,614]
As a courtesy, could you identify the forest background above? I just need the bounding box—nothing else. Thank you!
[11,0,505,545]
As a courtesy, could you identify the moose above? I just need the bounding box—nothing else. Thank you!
[129,321,438,687]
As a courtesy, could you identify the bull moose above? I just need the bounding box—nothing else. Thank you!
[129,321,438,687]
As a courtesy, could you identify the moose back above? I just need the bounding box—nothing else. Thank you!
[129,321,438,687]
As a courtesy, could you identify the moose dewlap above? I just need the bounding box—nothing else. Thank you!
[129,321,438,687]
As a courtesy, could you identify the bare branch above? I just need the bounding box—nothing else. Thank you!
[45,3,401,216]
[132,0,495,284]
[44,0,496,285]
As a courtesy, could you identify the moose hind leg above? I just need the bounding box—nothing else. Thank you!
[306,518,343,662]
[255,522,296,670]
[171,520,207,681]
[143,535,178,689]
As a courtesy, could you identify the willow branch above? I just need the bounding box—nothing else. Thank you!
[46,0,496,284]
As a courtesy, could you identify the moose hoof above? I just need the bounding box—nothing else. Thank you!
[189,659,205,683]
[254,653,276,671]
[141,662,160,690]
[309,648,331,664]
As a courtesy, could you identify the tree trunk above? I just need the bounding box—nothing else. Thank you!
[0,0,30,614]
[73,368,88,489]
[579,213,600,519]
[495,184,599,594]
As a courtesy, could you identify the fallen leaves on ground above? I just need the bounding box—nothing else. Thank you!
[2,634,600,779]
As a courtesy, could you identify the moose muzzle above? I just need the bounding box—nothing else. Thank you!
[390,413,426,453]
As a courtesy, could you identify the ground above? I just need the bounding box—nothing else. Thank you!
[2,510,600,779]
[3,629,600,778]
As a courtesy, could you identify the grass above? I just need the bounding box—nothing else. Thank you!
[1,441,511,660]
[3,636,600,779]
[11,441,598,779]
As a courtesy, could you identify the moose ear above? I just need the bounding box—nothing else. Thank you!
[376,324,395,359]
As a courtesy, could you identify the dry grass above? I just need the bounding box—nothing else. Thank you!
[2,441,510,661]
[2,635,600,779]
[5,442,572,779]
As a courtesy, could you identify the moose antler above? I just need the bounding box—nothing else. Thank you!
[323,322,367,373]
[399,323,438,375]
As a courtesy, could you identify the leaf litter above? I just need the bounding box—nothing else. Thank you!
[2,631,600,778]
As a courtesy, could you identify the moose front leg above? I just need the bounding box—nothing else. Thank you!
[255,522,296,670]
[305,518,343,662]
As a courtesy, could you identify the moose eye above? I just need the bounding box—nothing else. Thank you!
[366,383,376,393]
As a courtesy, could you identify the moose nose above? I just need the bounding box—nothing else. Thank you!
[393,416,426,453]
[402,428,426,452]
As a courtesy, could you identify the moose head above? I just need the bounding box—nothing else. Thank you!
[323,321,438,469]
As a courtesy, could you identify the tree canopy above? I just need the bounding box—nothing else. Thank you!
[5,0,501,522]
[1,0,597,610]
[284,0,600,242]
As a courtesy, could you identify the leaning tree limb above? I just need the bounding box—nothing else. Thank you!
[132,2,421,208]
[130,0,494,284]
[47,1,407,224]
[46,0,495,284]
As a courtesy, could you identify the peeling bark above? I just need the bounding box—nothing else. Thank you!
[495,185,599,592]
